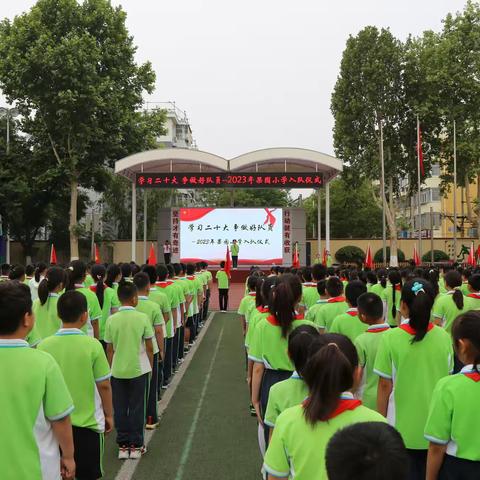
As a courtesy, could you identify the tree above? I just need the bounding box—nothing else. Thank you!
[198,188,290,207]
[332,27,408,266]
[0,0,165,259]
[303,177,383,238]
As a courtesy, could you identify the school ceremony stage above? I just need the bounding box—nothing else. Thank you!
[114,147,343,268]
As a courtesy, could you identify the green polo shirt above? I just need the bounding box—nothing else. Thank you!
[439,277,447,294]
[264,372,308,428]
[104,306,154,379]
[432,291,470,333]
[231,243,239,256]
[264,394,386,480]
[313,297,348,331]
[248,317,317,371]
[302,283,320,309]
[305,299,328,322]
[38,328,110,432]
[90,285,121,341]
[215,270,229,289]
[33,294,61,339]
[424,365,480,461]
[329,308,368,342]
[245,306,269,350]
[148,286,170,337]
[237,293,257,323]
[136,296,165,355]
[381,285,401,326]
[354,323,391,410]
[0,339,73,480]
[374,323,453,449]
[465,292,480,310]
[370,283,386,297]
[186,276,203,316]
[74,285,102,337]
[155,282,180,338]
[26,322,42,348]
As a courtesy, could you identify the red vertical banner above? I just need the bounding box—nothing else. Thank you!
[283,209,291,264]
[94,243,101,264]
[292,242,300,268]
[171,208,180,259]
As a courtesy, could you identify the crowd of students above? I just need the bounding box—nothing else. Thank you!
[0,260,212,480]
[238,263,480,480]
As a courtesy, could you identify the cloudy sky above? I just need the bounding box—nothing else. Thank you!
[2,0,468,159]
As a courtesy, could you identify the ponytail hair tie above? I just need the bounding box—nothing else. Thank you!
[412,282,425,296]
[327,342,339,349]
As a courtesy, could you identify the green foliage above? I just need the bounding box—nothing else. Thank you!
[198,189,289,207]
[422,249,449,262]
[335,246,365,264]
[374,247,405,263]
[303,177,383,238]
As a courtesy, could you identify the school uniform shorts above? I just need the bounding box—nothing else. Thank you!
[72,426,104,480]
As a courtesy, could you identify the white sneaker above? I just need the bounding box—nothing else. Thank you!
[129,445,147,459]
[118,446,129,460]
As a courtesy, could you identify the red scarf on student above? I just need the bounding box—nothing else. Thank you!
[399,323,434,335]
[328,296,346,303]
[302,398,362,420]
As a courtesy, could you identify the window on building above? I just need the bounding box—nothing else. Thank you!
[431,164,440,176]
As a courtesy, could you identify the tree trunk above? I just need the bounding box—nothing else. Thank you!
[477,175,480,241]
[387,176,399,267]
[464,175,475,227]
[69,177,79,260]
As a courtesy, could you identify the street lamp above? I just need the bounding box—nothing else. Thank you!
[0,106,20,263]
[0,106,20,155]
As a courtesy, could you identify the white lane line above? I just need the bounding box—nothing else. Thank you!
[173,324,225,480]
[115,312,217,480]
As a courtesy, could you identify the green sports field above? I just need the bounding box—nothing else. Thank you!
[103,313,261,480]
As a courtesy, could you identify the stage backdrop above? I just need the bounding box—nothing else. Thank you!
[157,207,306,266]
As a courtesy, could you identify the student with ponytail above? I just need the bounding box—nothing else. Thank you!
[249,274,316,443]
[381,270,402,327]
[33,266,66,338]
[105,264,122,292]
[425,311,480,480]
[66,260,102,339]
[264,333,385,480]
[28,262,47,301]
[90,264,120,346]
[370,268,388,297]
[375,278,453,480]
[432,270,469,333]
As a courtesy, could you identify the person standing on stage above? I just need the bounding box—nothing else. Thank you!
[163,240,172,264]
[231,239,239,269]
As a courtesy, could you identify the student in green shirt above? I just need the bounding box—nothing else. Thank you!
[354,292,390,410]
[264,324,319,433]
[465,273,480,309]
[370,269,388,297]
[249,274,316,444]
[215,261,230,312]
[381,270,402,327]
[134,272,166,429]
[375,278,453,480]
[330,280,368,342]
[301,266,320,312]
[432,270,469,333]
[231,239,240,269]
[66,260,102,339]
[185,263,202,346]
[0,282,75,480]
[39,290,113,480]
[105,263,122,293]
[305,279,329,322]
[264,332,385,480]
[33,266,66,339]
[237,275,259,337]
[425,311,480,479]
[313,277,348,331]
[200,261,213,320]
[105,282,154,460]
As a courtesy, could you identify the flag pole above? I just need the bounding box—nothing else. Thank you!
[417,115,422,262]
[453,119,458,262]
[379,116,387,266]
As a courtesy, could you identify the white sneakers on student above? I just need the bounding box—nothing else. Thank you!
[129,445,147,459]
[118,446,129,460]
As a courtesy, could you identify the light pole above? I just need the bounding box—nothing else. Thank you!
[0,106,20,263]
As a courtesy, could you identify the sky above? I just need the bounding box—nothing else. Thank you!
[1,0,468,159]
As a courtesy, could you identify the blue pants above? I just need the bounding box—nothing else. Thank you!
[163,337,173,383]
[111,374,148,447]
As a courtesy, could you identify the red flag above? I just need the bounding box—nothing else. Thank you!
[225,244,232,276]
[476,244,480,261]
[147,243,157,265]
[50,244,57,265]
[468,242,476,266]
[293,242,300,268]
[417,120,425,177]
[322,247,328,266]
[364,244,373,269]
[413,244,421,266]
[94,243,101,264]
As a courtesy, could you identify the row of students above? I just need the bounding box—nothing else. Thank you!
[237,265,480,480]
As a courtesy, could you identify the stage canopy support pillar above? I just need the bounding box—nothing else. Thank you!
[131,181,137,262]
[325,182,331,256]
[317,188,322,259]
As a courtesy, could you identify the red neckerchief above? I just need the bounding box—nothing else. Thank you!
[266,313,304,325]
[257,306,269,313]
[328,296,346,303]
[367,325,390,333]
[464,372,480,382]
[156,281,169,289]
[248,292,256,297]
[394,284,401,291]
[166,280,174,286]
[89,283,108,292]
[186,276,196,281]
[302,398,362,420]
[346,309,358,317]
[467,293,480,299]
[399,323,435,335]
[303,282,316,287]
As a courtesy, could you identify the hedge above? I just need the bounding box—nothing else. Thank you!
[421,250,450,262]
[335,246,365,264]
[374,247,405,263]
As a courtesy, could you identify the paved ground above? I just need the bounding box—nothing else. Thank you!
[103,311,261,480]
